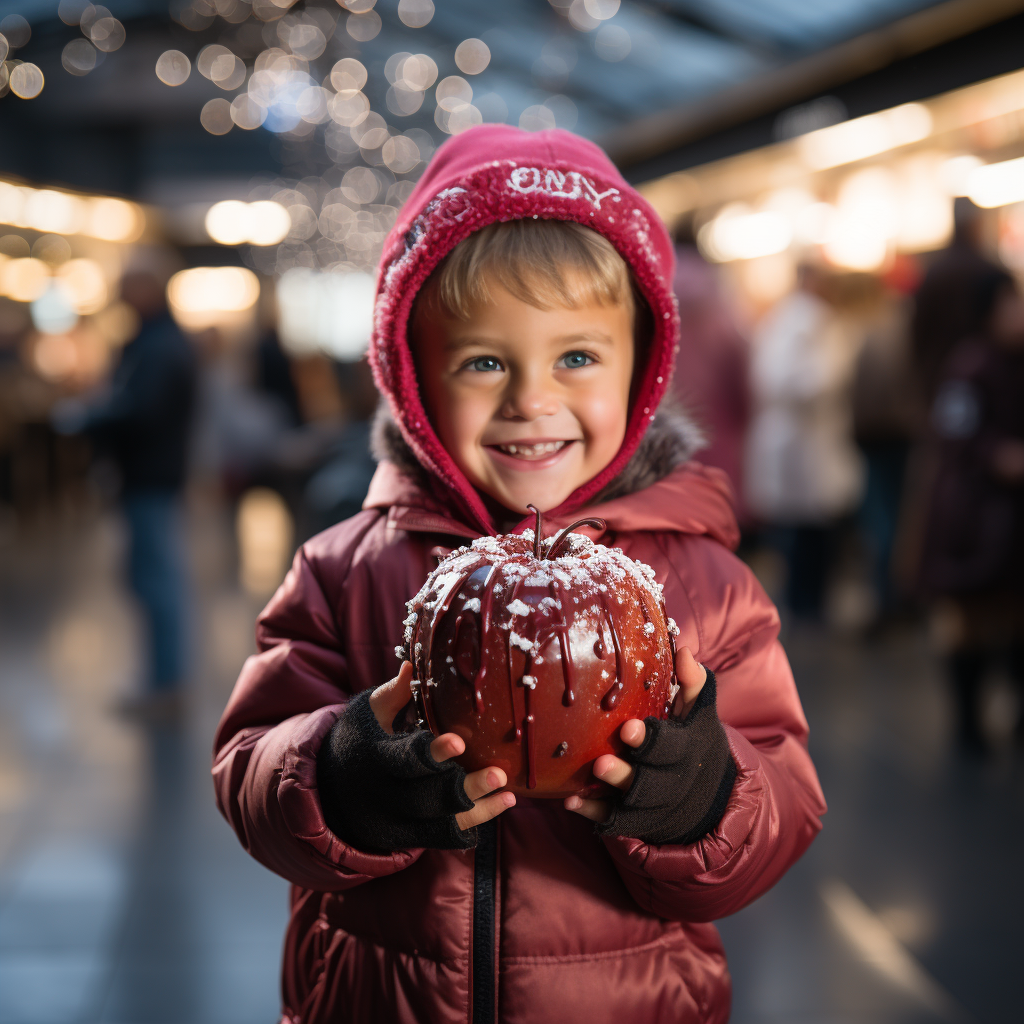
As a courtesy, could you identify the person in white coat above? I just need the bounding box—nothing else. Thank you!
[746,264,865,617]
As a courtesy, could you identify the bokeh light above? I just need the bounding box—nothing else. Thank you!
[10,63,44,100]
[155,50,191,87]
[568,0,600,32]
[201,98,234,135]
[230,94,267,130]
[0,257,50,302]
[57,0,89,26]
[32,331,79,381]
[87,197,144,242]
[31,283,79,335]
[32,235,72,264]
[57,258,109,314]
[62,39,99,76]
[237,488,294,597]
[346,10,381,41]
[966,155,1024,208]
[205,200,290,245]
[397,0,434,29]
[167,266,261,331]
[25,191,83,234]
[88,16,126,53]
[436,76,472,112]
[277,267,375,359]
[454,39,490,76]
[381,135,420,174]
[799,104,932,170]
[329,57,367,94]
[0,15,30,49]
[583,0,620,19]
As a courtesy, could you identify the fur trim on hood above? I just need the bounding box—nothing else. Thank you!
[372,400,705,507]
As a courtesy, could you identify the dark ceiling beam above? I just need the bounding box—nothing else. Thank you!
[602,0,1024,170]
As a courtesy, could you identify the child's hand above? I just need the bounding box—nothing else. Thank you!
[370,662,516,831]
[564,647,709,825]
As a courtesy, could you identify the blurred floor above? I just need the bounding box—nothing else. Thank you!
[0,502,1021,1024]
[0,496,287,1024]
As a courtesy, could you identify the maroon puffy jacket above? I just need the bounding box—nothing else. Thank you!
[213,459,825,1024]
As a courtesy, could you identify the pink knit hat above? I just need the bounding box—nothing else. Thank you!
[369,124,679,534]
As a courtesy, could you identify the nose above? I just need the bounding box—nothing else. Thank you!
[500,367,560,421]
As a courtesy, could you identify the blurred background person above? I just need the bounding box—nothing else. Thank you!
[54,264,197,721]
[746,263,864,620]
[848,270,919,629]
[920,269,1024,752]
[911,197,1002,405]
[671,224,752,518]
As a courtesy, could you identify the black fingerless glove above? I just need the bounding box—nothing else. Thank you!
[596,670,736,846]
[316,689,476,854]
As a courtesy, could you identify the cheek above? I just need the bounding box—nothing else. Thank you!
[432,386,492,458]
[574,384,630,454]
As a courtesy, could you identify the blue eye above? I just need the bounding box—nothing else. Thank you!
[559,351,593,369]
[467,356,502,372]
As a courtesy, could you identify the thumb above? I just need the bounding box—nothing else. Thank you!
[672,646,708,717]
[369,661,415,734]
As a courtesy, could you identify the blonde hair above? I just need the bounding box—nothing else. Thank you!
[418,219,635,320]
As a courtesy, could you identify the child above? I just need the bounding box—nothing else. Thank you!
[213,125,825,1024]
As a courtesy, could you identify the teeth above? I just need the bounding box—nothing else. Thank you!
[497,441,567,457]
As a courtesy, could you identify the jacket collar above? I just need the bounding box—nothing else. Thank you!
[363,459,740,551]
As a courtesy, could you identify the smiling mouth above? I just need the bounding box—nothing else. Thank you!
[490,440,573,460]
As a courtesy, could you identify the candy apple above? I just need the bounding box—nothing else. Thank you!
[398,509,680,797]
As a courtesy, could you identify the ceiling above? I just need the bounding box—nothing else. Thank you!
[0,0,952,199]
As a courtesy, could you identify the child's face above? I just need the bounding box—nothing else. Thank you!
[414,276,635,514]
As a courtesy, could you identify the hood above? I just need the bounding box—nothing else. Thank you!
[369,124,680,537]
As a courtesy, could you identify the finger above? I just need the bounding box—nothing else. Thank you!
[463,766,507,803]
[563,795,611,823]
[673,647,708,716]
[592,754,633,791]
[369,662,415,733]
[428,732,466,762]
[620,718,646,747]
[455,791,515,831]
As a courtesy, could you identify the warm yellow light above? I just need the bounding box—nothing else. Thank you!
[205,200,290,246]
[0,182,27,227]
[247,201,291,245]
[87,197,143,241]
[57,258,108,314]
[966,156,1024,208]
[204,200,249,245]
[798,103,932,170]
[24,189,84,234]
[698,206,791,262]
[0,257,50,302]
[0,182,142,241]
[236,487,294,596]
[940,154,983,197]
[33,332,79,381]
[167,266,260,314]
[9,63,44,100]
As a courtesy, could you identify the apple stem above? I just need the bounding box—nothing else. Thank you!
[546,518,608,560]
[526,504,543,558]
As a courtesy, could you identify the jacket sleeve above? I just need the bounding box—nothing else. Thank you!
[212,515,425,891]
[603,535,825,922]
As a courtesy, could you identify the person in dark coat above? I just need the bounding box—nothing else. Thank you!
[910,198,1001,405]
[920,269,1024,750]
[59,269,198,719]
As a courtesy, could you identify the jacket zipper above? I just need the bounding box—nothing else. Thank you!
[471,819,498,1024]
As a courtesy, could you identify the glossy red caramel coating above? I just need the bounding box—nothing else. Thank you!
[403,524,678,798]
